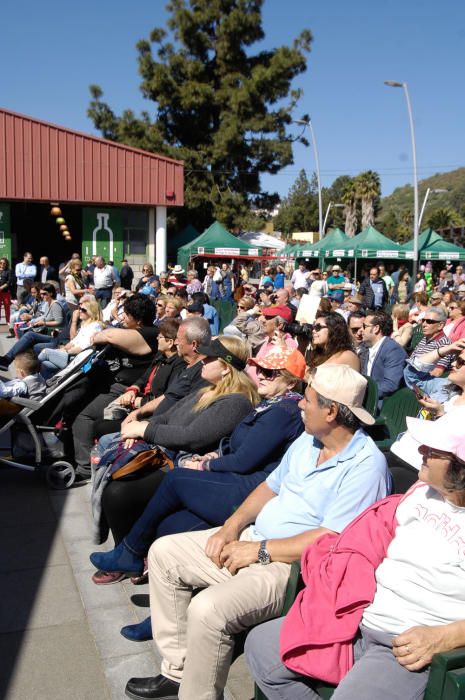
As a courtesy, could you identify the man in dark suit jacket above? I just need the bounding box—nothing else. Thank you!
[361,310,407,400]
[359,267,389,310]
[39,256,58,283]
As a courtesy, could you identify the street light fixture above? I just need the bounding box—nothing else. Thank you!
[418,188,448,230]
[384,80,419,278]
[322,202,344,236]
[293,118,323,239]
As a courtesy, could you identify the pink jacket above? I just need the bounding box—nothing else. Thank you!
[280,494,403,685]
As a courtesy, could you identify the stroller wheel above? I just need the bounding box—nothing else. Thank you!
[46,461,76,490]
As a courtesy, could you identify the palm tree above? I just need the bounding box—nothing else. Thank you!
[426,206,460,231]
[341,178,358,237]
[355,170,381,229]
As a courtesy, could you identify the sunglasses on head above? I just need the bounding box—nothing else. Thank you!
[313,323,328,332]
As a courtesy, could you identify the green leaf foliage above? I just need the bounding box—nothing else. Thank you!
[87,0,311,232]
[274,169,319,234]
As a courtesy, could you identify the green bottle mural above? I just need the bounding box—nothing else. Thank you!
[82,208,123,263]
[0,204,12,262]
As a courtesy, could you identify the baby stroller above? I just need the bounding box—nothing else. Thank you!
[0,346,108,489]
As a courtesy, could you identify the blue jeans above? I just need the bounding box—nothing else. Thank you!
[403,364,451,403]
[38,348,70,379]
[124,467,266,556]
[4,331,58,364]
[245,618,430,700]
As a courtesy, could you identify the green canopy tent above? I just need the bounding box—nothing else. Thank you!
[322,226,402,278]
[302,227,348,256]
[177,220,263,272]
[399,228,465,262]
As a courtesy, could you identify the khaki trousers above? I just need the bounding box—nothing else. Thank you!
[148,527,291,700]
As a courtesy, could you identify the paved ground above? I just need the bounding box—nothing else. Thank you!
[0,332,254,700]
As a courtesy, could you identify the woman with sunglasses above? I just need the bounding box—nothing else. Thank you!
[89,346,305,604]
[444,300,465,342]
[0,284,65,370]
[89,336,258,584]
[38,300,104,379]
[308,311,360,372]
[153,295,168,328]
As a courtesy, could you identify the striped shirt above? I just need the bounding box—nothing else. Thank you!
[411,331,453,370]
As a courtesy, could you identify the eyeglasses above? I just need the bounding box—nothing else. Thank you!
[167,292,175,296]
[350,326,363,334]
[79,307,89,314]
[422,318,440,325]
[362,323,375,329]
[40,292,49,297]
[313,323,328,332]
[454,356,465,369]
[256,366,281,380]
[156,303,165,307]
[449,305,458,310]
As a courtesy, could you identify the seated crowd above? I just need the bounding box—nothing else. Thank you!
[3,253,465,700]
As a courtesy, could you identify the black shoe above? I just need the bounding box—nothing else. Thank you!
[0,356,10,370]
[125,674,179,700]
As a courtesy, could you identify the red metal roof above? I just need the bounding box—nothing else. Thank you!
[0,107,183,207]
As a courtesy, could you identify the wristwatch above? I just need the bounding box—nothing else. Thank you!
[258,540,271,565]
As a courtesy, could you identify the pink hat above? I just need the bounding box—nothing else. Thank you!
[248,348,306,379]
[406,413,465,463]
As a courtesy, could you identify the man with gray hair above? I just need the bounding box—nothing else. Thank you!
[124,365,391,700]
[404,305,455,400]
[93,256,118,308]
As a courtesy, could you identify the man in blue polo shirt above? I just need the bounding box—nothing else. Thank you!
[124,365,391,700]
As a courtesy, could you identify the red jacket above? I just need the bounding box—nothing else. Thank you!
[280,494,403,684]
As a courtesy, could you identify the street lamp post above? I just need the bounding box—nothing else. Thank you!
[322,202,344,236]
[418,188,448,230]
[293,118,323,240]
[384,81,419,279]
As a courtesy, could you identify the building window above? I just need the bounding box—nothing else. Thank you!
[122,209,148,255]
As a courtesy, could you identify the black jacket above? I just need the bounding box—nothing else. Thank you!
[359,277,388,310]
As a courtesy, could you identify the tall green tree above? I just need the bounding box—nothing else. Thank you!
[273,169,318,234]
[88,0,311,231]
[355,170,381,229]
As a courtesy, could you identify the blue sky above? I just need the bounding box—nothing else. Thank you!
[2,0,465,200]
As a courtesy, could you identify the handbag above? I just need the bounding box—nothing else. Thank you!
[111,444,174,480]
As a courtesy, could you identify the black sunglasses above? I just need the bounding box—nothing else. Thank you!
[422,318,440,325]
[256,366,280,380]
[455,356,465,369]
[313,323,328,332]
[350,326,363,334]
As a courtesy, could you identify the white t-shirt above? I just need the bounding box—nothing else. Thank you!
[72,321,104,350]
[362,482,465,635]
[291,269,310,289]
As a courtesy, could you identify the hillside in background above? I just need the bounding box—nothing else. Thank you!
[377,167,465,242]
